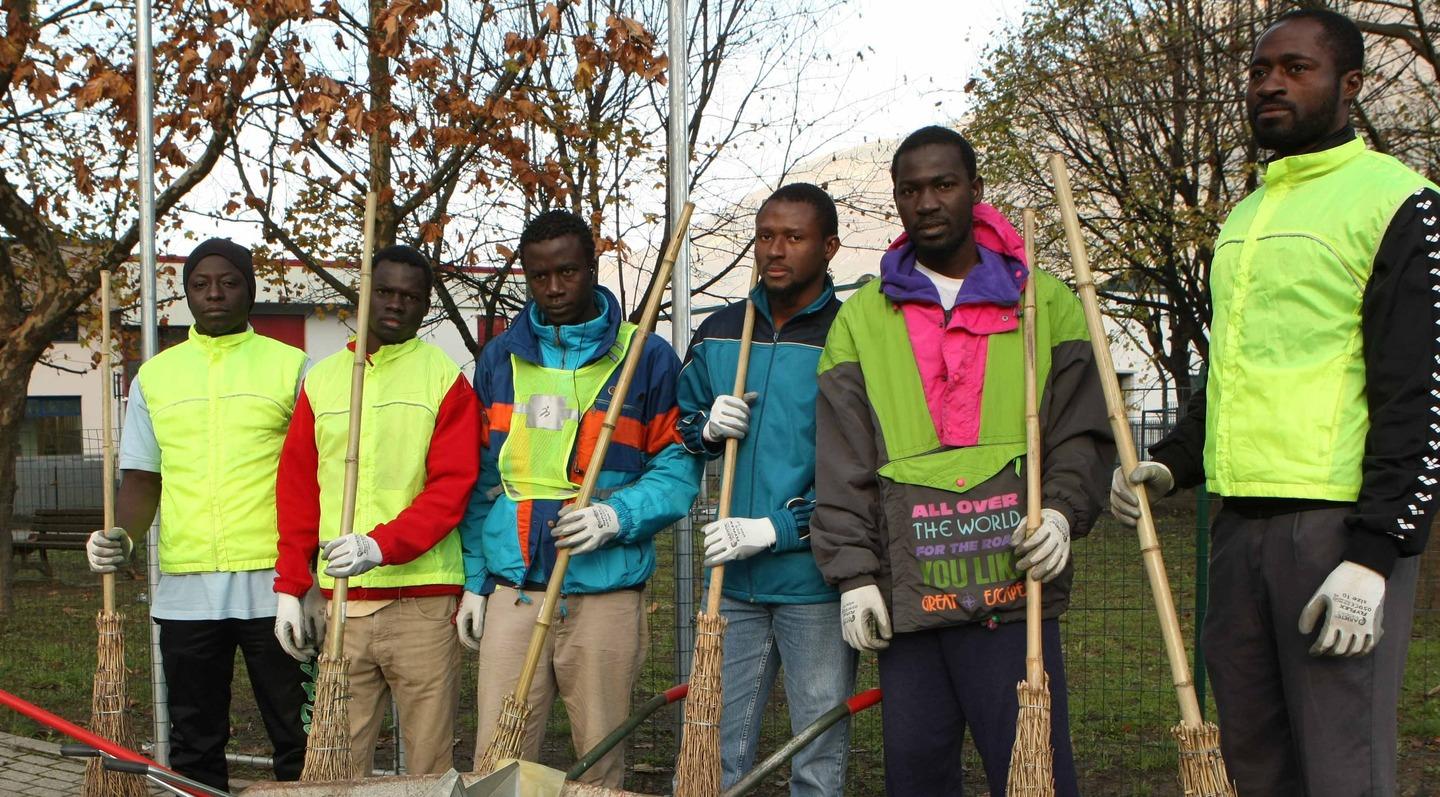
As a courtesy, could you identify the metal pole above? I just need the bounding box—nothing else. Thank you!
[666,0,696,694]
[134,0,167,767]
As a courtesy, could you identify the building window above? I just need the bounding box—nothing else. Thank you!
[20,396,82,456]
[476,314,508,347]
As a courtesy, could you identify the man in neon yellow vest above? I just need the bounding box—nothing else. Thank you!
[84,239,310,791]
[1113,10,1440,794]
[458,210,698,788]
[273,245,480,777]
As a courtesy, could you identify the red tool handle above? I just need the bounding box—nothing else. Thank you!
[0,687,204,795]
[846,688,883,714]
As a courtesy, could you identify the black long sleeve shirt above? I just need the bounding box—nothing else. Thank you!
[1152,139,1440,578]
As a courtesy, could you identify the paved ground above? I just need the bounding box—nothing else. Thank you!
[0,730,184,795]
[0,729,95,795]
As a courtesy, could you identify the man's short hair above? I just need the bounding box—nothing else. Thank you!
[890,126,979,181]
[373,244,434,291]
[1267,8,1365,74]
[761,182,839,237]
[519,209,597,269]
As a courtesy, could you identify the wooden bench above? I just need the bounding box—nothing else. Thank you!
[11,508,103,578]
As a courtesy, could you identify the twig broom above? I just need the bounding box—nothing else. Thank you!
[300,190,380,782]
[1006,210,1055,797]
[84,270,147,797]
[673,259,761,797]
[476,202,696,775]
[1048,155,1234,796]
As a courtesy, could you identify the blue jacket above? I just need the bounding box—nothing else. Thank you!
[460,287,698,595]
[677,279,841,604]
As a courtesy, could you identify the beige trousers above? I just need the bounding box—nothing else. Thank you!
[473,587,647,788]
[342,595,461,777]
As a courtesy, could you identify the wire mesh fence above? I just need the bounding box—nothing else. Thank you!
[6,417,1440,795]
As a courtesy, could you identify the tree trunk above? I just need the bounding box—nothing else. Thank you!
[0,370,30,616]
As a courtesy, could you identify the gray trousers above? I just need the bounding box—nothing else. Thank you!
[1200,505,1419,797]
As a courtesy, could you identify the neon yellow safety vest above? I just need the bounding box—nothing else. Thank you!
[138,327,306,574]
[499,323,636,500]
[1206,138,1437,499]
[304,337,466,590]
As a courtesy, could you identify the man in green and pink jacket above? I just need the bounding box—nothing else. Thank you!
[811,125,1113,796]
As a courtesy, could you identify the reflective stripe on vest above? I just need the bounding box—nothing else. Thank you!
[139,327,306,573]
[1205,139,1436,500]
[305,337,465,590]
[499,322,637,501]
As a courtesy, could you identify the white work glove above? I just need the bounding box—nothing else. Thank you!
[321,533,384,578]
[85,527,133,573]
[840,584,893,652]
[457,591,487,651]
[1011,508,1071,583]
[702,516,777,566]
[553,503,621,555]
[702,392,759,443]
[274,586,326,661]
[1109,461,1175,527]
[1299,561,1386,657]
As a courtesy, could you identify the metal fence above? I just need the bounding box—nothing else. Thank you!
[12,418,1440,795]
[608,395,1440,796]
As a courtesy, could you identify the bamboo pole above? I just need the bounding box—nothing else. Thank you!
[300,190,380,782]
[673,259,761,797]
[477,203,696,775]
[85,271,147,797]
[1047,155,1234,795]
[1007,210,1055,796]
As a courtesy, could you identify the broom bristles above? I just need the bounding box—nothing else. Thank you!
[1006,674,1055,797]
[84,610,146,797]
[476,693,532,776]
[674,611,727,797]
[1173,721,1236,797]
[301,652,353,782]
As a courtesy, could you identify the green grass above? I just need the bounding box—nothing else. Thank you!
[5,497,1440,795]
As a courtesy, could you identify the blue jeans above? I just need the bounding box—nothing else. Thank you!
[718,596,858,796]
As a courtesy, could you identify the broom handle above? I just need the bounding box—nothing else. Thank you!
[1020,212,1044,687]
[100,270,116,614]
[1048,155,1203,726]
[510,203,695,703]
[322,190,380,660]
[703,259,761,616]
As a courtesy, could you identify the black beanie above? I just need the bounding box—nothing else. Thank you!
[183,238,256,302]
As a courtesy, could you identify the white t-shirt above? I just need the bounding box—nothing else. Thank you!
[915,262,965,308]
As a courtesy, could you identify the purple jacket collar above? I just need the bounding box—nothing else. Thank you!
[880,241,1027,309]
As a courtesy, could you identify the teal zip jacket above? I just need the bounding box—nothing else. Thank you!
[676,279,841,605]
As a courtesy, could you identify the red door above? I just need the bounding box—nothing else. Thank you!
[251,314,306,350]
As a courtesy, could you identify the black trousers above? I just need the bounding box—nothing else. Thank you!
[1201,506,1418,796]
[877,618,1078,797]
[156,617,311,791]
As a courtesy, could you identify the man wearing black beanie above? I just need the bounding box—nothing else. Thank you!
[85,238,314,790]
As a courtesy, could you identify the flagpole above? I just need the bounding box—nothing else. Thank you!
[666,0,696,692]
[134,0,168,767]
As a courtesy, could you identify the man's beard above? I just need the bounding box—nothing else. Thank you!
[1251,89,1341,154]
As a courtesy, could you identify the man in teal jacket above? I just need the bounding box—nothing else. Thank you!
[458,210,698,788]
[677,183,856,796]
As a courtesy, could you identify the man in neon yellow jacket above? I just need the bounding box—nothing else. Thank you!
[85,239,309,791]
[1114,10,1440,793]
